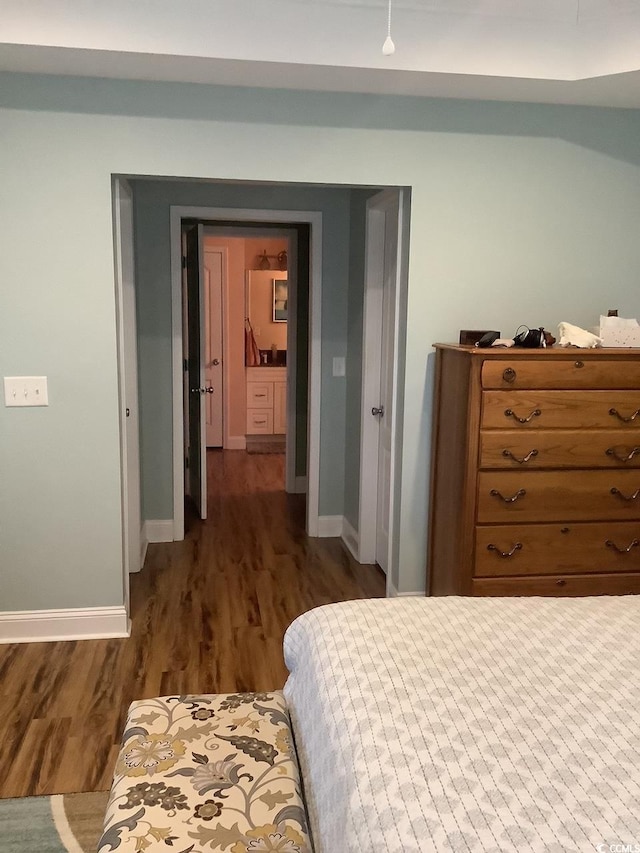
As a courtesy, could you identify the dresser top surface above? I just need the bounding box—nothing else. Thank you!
[433,343,640,359]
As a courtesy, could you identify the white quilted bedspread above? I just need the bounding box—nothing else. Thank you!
[283,596,640,853]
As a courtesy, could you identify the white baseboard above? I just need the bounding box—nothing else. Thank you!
[316,515,344,537]
[140,527,149,570]
[144,519,174,543]
[341,517,360,561]
[387,580,424,598]
[0,606,131,644]
[225,435,247,450]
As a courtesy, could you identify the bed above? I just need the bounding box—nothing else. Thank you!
[283,596,640,853]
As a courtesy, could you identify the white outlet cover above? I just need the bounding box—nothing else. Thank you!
[4,376,49,407]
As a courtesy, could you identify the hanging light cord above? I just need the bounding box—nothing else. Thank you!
[382,0,395,55]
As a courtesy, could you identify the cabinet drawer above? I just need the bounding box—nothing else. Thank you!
[481,390,640,430]
[475,522,640,577]
[246,367,286,382]
[472,572,640,597]
[482,358,640,390]
[477,470,640,523]
[246,382,273,408]
[246,409,273,434]
[480,429,640,469]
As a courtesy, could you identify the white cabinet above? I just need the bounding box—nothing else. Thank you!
[246,368,287,435]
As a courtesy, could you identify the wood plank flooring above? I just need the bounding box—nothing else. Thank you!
[0,450,385,798]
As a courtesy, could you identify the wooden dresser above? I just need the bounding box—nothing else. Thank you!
[428,344,640,596]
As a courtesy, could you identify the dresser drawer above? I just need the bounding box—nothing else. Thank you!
[480,430,640,469]
[481,390,640,430]
[246,382,273,408]
[482,358,640,390]
[475,522,640,577]
[472,572,640,597]
[246,409,273,434]
[477,470,640,523]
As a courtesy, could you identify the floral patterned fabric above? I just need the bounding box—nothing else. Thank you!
[99,691,312,853]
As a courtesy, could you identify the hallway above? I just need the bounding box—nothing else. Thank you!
[0,450,384,798]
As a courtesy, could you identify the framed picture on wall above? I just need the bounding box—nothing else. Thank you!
[273,278,288,322]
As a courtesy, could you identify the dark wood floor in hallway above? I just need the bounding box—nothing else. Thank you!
[0,450,385,798]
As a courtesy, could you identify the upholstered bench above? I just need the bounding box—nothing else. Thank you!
[98,691,312,853]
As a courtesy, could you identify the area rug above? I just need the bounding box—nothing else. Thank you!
[1,791,109,852]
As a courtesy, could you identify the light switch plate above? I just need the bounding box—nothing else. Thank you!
[4,376,49,407]
[332,357,346,377]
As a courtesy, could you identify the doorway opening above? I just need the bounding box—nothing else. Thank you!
[181,220,306,522]
[115,178,411,610]
[170,205,321,541]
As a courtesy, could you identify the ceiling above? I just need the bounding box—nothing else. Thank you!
[2,0,640,108]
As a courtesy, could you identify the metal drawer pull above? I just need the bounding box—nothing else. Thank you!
[610,487,640,502]
[605,538,640,554]
[255,393,267,397]
[609,407,640,423]
[606,447,640,463]
[556,579,567,587]
[487,543,522,558]
[504,408,541,424]
[574,360,584,368]
[502,449,538,464]
[502,367,517,383]
[490,488,526,503]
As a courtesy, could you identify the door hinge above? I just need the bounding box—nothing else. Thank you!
[184,358,188,373]
[185,455,189,469]
[182,256,187,269]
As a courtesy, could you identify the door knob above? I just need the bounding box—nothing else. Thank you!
[205,386,214,394]
[212,359,220,366]
[371,406,385,417]
[191,387,213,394]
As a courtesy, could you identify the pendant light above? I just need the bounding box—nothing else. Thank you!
[382,0,395,55]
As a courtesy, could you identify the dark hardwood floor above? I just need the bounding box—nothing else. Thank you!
[0,450,385,798]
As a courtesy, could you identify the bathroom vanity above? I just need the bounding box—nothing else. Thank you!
[246,366,287,435]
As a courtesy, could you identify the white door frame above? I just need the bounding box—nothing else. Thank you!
[358,189,408,595]
[169,205,322,540]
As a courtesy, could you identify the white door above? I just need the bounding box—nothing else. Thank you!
[184,223,207,519]
[114,178,141,579]
[374,197,399,572]
[204,250,223,447]
[359,189,406,579]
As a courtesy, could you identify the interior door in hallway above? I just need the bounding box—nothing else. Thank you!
[184,223,207,519]
[374,193,399,575]
[114,177,141,578]
[204,249,223,447]
[359,188,407,580]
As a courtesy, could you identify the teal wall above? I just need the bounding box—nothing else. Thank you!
[1,72,640,607]
[132,180,352,520]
